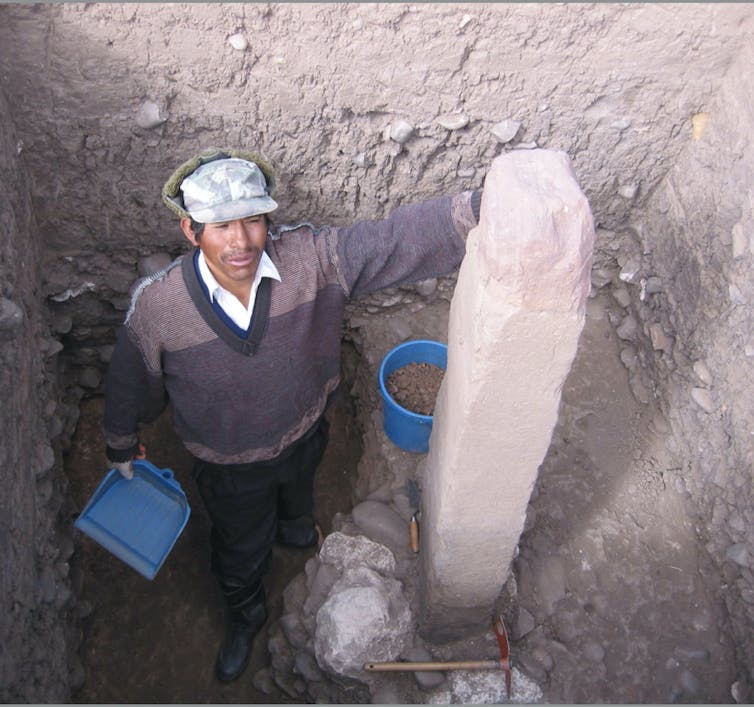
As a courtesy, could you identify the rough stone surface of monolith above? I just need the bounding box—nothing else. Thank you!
[419,149,595,639]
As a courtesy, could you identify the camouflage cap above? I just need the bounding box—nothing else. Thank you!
[162,147,279,221]
[179,158,278,223]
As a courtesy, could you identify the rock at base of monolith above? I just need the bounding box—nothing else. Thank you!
[314,566,412,680]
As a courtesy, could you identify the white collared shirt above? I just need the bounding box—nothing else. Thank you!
[197,250,281,330]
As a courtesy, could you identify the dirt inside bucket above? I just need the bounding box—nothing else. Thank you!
[386,361,444,415]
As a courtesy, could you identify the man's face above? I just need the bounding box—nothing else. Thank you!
[180,214,268,297]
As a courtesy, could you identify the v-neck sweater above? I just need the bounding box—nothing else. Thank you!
[104,191,479,465]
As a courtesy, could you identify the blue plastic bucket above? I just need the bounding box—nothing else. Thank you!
[378,339,447,453]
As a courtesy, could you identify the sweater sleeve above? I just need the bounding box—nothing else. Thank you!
[102,324,168,462]
[328,190,479,299]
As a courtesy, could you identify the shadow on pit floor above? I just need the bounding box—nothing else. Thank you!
[67,388,361,704]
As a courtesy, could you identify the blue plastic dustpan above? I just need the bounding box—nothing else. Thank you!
[74,459,191,580]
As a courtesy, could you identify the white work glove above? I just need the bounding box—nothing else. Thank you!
[109,444,146,480]
[111,460,134,480]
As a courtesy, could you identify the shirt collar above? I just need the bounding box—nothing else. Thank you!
[197,250,281,304]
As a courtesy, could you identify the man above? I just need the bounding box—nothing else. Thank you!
[103,147,481,682]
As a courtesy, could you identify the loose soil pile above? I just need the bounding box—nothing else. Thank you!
[386,362,444,416]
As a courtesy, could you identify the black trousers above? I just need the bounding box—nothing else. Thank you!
[192,416,330,589]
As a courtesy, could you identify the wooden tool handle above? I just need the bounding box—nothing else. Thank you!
[364,659,500,672]
[409,514,420,553]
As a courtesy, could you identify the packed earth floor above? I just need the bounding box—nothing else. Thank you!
[67,290,740,704]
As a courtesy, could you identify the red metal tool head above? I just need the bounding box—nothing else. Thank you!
[493,614,512,699]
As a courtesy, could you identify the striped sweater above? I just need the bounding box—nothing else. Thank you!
[104,191,479,465]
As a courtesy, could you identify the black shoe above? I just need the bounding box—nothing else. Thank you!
[215,600,267,683]
[276,516,319,549]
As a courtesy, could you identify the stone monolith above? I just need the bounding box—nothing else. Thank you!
[419,149,595,639]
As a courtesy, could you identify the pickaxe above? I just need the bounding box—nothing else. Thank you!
[364,614,512,699]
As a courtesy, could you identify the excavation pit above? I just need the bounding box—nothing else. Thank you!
[1,4,752,704]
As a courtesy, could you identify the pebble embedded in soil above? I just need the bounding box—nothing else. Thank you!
[616,314,638,340]
[618,183,638,199]
[135,100,166,129]
[436,113,470,131]
[227,33,247,50]
[389,120,414,144]
[732,222,748,259]
[490,118,521,143]
[0,296,23,330]
[725,543,750,567]
[691,387,715,413]
[583,640,605,663]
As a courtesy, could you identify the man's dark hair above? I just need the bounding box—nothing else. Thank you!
[190,215,272,242]
[190,218,205,239]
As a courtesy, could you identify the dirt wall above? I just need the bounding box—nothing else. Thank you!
[0,2,750,395]
[621,38,754,678]
[0,85,80,702]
